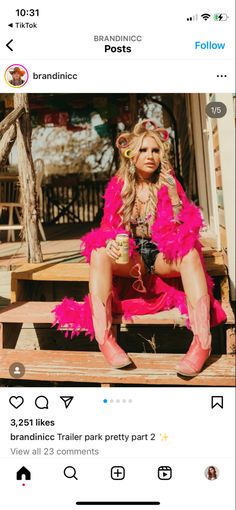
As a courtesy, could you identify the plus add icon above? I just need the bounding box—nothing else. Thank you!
[111,466,125,480]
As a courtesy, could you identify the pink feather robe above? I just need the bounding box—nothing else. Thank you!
[52,175,226,338]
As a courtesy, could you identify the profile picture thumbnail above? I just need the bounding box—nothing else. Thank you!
[4,64,29,88]
[205,465,219,480]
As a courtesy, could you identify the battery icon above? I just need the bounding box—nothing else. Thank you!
[213,13,229,21]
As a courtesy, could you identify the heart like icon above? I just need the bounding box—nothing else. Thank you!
[9,396,24,409]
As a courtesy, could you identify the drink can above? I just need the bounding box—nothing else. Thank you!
[116,234,129,264]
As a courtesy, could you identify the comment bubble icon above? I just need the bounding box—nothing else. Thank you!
[35,395,49,410]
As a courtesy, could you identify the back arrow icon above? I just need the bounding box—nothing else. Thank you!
[6,39,13,51]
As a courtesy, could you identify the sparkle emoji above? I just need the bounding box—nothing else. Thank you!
[160,433,169,441]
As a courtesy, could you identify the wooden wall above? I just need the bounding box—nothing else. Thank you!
[211,117,227,250]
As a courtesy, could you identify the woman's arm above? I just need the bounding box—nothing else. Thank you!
[152,177,204,261]
[80,176,136,262]
[100,175,123,229]
[159,168,183,219]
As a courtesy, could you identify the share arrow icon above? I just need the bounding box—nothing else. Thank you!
[60,396,74,409]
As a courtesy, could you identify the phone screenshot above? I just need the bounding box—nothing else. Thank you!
[0,1,235,509]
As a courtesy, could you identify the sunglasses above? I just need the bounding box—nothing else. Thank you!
[129,263,147,293]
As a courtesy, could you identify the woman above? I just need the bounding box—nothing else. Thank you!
[53,119,226,376]
[207,466,218,480]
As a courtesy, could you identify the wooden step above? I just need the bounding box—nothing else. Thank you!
[0,301,59,324]
[11,256,229,303]
[12,262,91,282]
[0,300,234,326]
[11,254,227,283]
[0,350,235,385]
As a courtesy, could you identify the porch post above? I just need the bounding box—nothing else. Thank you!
[14,93,43,263]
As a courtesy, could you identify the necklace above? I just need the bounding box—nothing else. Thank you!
[134,201,148,222]
[136,196,149,205]
[131,184,151,237]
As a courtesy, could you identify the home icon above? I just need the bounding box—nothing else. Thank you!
[16,466,31,480]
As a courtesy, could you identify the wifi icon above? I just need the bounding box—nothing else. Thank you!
[201,13,211,20]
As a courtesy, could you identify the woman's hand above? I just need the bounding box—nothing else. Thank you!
[159,169,179,203]
[105,239,120,261]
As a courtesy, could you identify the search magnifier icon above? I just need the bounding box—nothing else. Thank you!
[64,466,78,480]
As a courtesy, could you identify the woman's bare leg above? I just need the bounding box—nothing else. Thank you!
[90,246,207,307]
[89,247,146,368]
[154,249,208,306]
[89,248,113,303]
[89,247,146,303]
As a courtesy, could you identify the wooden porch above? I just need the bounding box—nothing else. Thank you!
[0,223,88,271]
[0,229,235,386]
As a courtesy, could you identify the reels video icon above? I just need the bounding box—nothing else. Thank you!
[158,466,172,480]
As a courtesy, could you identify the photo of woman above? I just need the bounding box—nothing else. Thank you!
[206,466,219,480]
[53,119,226,377]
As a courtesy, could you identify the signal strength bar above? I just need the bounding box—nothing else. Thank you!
[186,14,198,21]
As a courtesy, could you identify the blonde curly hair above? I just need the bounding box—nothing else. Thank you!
[116,119,171,228]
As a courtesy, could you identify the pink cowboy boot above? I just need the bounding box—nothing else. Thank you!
[176,294,211,376]
[89,293,132,369]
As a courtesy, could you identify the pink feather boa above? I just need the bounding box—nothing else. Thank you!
[151,179,204,260]
[52,277,226,340]
[81,175,204,262]
[52,174,227,338]
[80,176,136,262]
[52,295,95,339]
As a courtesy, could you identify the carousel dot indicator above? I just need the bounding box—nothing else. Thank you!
[103,398,133,404]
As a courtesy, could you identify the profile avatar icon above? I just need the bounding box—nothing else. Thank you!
[205,465,219,480]
[13,366,21,376]
[5,64,28,88]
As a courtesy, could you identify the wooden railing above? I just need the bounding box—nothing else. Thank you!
[0,175,20,204]
[42,179,107,224]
